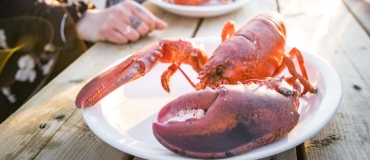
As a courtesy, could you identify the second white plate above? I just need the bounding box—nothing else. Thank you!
[148,0,253,17]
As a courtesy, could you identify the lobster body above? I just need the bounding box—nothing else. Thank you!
[197,13,287,89]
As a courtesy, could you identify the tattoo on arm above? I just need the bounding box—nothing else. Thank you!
[129,15,142,29]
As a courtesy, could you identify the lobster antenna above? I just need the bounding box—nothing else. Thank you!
[176,63,197,89]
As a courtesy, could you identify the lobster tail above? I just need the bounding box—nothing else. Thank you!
[235,12,286,47]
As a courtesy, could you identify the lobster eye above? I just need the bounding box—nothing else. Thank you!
[215,67,223,75]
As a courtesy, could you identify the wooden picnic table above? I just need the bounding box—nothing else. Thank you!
[1,0,370,159]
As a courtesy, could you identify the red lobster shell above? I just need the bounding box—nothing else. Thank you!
[153,77,302,158]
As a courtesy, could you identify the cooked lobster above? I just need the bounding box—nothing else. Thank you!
[75,12,316,158]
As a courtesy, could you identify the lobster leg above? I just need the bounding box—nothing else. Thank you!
[161,63,180,92]
[160,39,208,92]
[221,21,235,42]
[272,47,309,80]
[75,43,162,108]
[272,47,316,95]
[289,47,309,81]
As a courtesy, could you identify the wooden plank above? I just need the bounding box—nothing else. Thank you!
[278,0,370,159]
[0,2,200,159]
[260,149,297,160]
[343,0,370,35]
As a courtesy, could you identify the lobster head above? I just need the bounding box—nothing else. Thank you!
[196,35,261,90]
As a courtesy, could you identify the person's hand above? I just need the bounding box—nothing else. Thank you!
[76,0,167,44]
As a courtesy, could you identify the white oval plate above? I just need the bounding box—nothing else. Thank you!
[82,37,342,160]
[148,0,253,17]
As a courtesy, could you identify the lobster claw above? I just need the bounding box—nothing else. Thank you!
[75,38,209,108]
[75,43,162,108]
[153,78,301,158]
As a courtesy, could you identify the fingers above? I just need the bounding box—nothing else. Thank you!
[102,14,140,44]
[99,0,168,44]
[129,1,167,32]
[102,6,141,43]
[154,17,168,30]
[100,21,129,44]
[121,1,167,40]
[107,31,129,44]
[120,25,141,42]
[128,15,150,36]
[130,4,155,32]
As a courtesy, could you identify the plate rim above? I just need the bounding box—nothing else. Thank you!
[82,36,342,160]
[148,0,253,17]
[149,0,251,11]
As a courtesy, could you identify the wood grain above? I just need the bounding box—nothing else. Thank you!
[343,0,370,35]
[279,0,370,159]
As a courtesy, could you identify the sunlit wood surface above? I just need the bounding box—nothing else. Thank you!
[1,0,370,159]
